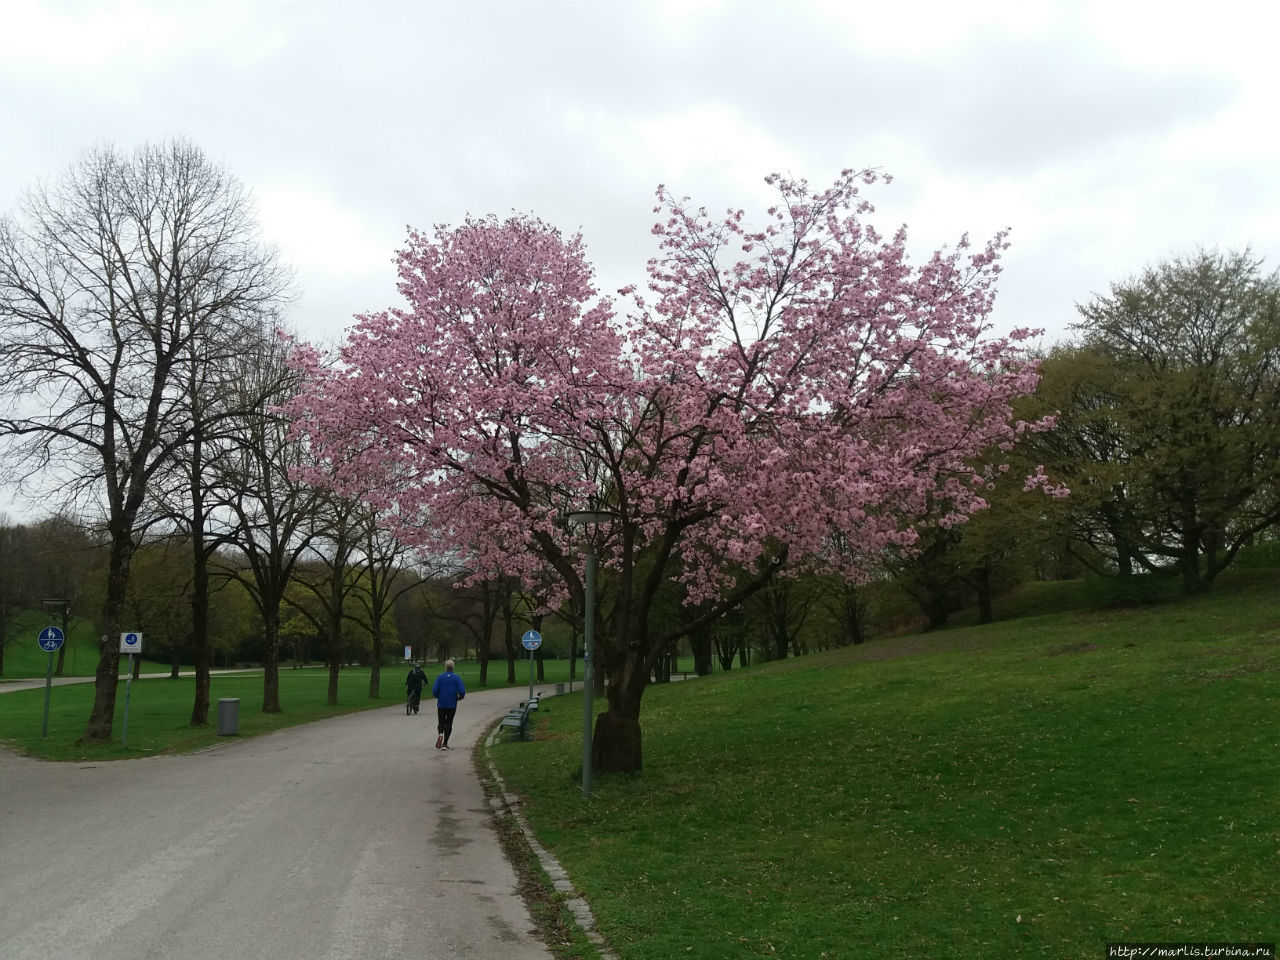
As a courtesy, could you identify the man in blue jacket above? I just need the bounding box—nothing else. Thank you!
[431,659,466,750]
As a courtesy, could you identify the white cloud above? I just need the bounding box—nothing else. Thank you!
[0,0,292,75]
[0,0,1276,351]
[256,182,395,277]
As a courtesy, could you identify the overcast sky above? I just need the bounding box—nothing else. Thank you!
[3,0,1278,350]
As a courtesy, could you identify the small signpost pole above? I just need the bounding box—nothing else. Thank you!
[119,632,143,748]
[37,626,65,739]
[521,630,542,704]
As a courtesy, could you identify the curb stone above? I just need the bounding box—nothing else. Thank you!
[484,719,619,960]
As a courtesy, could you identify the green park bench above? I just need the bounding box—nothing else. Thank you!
[500,695,540,741]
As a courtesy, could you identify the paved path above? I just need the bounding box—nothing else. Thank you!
[0,687,554,960]
[0,667,280,695]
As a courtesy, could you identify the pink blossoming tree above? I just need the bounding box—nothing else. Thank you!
[288,169,1051,773]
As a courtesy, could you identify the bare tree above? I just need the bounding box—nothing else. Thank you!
[151,318,295,725]
[427,573,501,684]
[289,494,363,706]
[211,330,318,714]
[348,504,433,699]
[750,576,814,661]
[0,140,289,741]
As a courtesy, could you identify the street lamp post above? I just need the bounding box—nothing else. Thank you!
[567,507,615,799]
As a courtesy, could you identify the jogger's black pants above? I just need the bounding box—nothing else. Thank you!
[437,707,457,745]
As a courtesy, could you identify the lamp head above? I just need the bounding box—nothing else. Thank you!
[567,509,617,527]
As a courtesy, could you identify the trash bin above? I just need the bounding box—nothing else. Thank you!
[555,682,565,696]
[217,698,240,736]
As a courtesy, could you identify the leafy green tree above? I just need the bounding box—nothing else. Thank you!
[122,539,192,675]
[26,515,103,675]
[279,608,317,668]
[1064,250,1280,593]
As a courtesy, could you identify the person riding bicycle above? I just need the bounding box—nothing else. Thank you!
[405,663,427,714]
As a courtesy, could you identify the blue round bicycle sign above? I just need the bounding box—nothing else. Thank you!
[38,626,65,652]
[521,630,542,651]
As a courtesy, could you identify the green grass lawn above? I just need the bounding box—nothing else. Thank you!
[0,657,580,761]
[488,571,1280,959]
[0,668,396,760]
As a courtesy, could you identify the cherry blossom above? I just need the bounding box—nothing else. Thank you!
[287,172,1052,772]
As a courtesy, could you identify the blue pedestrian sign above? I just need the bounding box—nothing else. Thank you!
[120,632,143,654]
[521,630,542,651]
[37,626,65,652]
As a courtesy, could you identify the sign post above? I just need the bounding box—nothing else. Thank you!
[119,632,142,747]
[521,630,542,704]
[37,626,65,739]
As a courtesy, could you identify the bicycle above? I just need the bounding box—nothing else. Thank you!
[406,690,421,715]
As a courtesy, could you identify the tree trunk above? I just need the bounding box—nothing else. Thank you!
[1181,560,1207,594]
[715,635,736,671]
[1180,519,1207,595]
[327,656,340,705]
[1203,526,1227,589]
[189,428,212,727]
[190,587,211,726]
[839,587,865,646]
[593,673,645,773]
[368,618,382,699]
[84,539,131,741]
[531,613,546,681]
[917,586,951,630]
[499,584,517,683]
[326,612,342,705]
[772,622,789,660]
[325,561,345,704]
[977,592,993,625]
[690,626,713,676]
[262,617,281,713]
[653,643,671,683]
[973,568,994,625]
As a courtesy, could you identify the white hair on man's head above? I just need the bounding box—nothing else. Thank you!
[445,659,455,671]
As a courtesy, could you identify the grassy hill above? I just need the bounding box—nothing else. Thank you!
[488,569,1280,959]
[1,609,105,678]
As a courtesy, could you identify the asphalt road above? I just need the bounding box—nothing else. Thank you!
[0,686,555,960]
